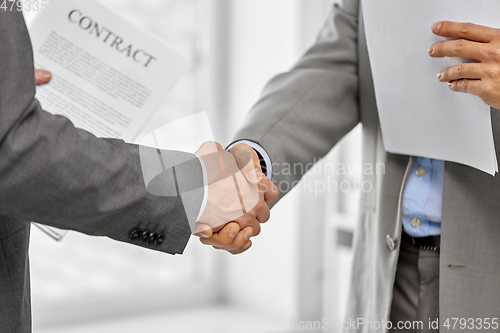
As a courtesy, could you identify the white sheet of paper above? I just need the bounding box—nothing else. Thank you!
[138,112,215,152]
[362,0,500,175]
[29,0,190,142]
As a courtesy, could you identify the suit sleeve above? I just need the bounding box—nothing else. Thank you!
[231,1,361,205]
[0,11,202,254]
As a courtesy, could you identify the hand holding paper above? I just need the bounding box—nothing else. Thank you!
[362,0,500,175]
[431,21,500,111]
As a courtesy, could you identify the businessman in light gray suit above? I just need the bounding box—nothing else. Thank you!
[0,10,279,333]
[200,1,500,332]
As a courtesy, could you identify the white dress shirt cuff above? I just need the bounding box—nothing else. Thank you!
[227,140,273,181]
[194,155,208,222]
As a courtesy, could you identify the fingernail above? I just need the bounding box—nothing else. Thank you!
[229,227,239,238]
[242,242,251,250]
[448,82,453,88]
[428,45,435,55]
[37,69,51,79]
[244,230,252,240]
[437,72,443,81]
[432,21,442,33]
[198,231,210,238]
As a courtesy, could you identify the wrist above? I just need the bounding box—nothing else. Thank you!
[226,140,273,180]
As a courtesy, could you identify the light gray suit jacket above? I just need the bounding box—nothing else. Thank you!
[233,1,500,332]
[0,11,203,333]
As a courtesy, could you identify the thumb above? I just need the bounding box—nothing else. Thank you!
[261,177,279,203]
[230,143,263,184]
[35,69,52,85]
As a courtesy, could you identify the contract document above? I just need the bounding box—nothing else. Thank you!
[362,0,500,175]
[29,0,190,142]
[28,0,190,239]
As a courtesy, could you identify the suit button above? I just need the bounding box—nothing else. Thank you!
[129,229,141,241]
[386,235,396,251]
[140,231,149,242]
[155,235,165,246]
[147,233,157,244]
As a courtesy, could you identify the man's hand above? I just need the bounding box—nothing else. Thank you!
[430,21,500,109]
[230,143,279,202]
[199,222,255,255]
[192,141,273,239]
[195,143,279,255]
[35,69,51,85]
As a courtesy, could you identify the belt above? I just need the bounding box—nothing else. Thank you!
[402,232,440,251]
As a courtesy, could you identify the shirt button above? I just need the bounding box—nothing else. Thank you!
[411,217,421,228]
[416,167,425,177]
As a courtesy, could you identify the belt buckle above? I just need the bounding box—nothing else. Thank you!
[411,236,439,252]
[419,245,438,251]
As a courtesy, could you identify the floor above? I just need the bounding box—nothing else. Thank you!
[34,304,292,333]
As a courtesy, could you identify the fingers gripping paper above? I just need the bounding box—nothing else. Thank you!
[362,0,500,175]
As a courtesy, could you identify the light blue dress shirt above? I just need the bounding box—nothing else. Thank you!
[402,157,444,237]
[229,142,444,238]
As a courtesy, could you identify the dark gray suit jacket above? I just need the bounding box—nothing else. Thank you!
[234,1,500,332]
[0,11,202,332]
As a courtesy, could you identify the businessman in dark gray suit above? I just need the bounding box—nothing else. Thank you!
[0,10,278,333]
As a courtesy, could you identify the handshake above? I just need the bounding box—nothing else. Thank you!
[34,69,279,255]
[192,142,279,254]
[139,140,278,255]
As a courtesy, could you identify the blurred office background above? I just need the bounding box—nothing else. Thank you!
[25,0,363,332]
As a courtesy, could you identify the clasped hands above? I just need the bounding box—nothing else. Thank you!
[192,142,278,255]
[34,70,278,255]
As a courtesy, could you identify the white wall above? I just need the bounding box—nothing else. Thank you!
[220,0,302,321]
[219,0,333,322]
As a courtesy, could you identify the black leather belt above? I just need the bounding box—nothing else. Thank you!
[402,232,440,251]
